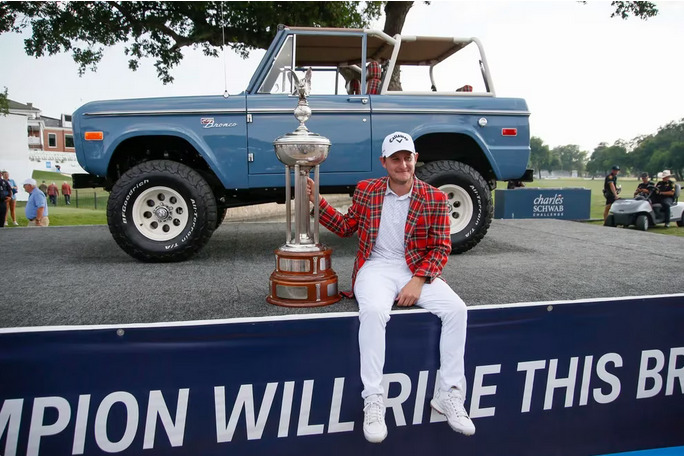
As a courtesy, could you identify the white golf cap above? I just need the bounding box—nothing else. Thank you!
[23,178,37,186]
[381,131,415,158]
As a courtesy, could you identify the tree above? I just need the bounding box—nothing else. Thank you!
[382,1,414,91]
[578,1,658,19]
[608,1,658,19]
[586,142,627,176]
[0,1,383,84]
[529,136,555,178]
[551,144,588,174]
[2,1,656,85]
[0,86,8,116]
[669,142,684,179]
[629,119,684,179]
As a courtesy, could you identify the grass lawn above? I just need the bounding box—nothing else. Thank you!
[6,173,681,238]
[5,203,106,227]
[3,169,109,228]
[496,177,683,238]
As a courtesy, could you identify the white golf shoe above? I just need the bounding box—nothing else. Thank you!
[430,388,476,436]
[363,394,387,443]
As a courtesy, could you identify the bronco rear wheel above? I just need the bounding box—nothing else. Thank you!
[416,160,492,254]
[107,160,217,262]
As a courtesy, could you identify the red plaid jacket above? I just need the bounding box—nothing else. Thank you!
[319,176,451,289]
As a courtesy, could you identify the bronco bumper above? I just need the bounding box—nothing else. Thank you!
[72,173,110,189]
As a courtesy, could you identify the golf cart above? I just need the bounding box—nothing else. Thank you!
[606,182,684,230]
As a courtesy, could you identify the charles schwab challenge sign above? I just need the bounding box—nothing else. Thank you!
[1,295,683,456]
[532,193,564,217]
[494,188,591,220]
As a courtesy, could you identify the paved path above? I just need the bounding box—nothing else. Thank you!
[2,220,682,328]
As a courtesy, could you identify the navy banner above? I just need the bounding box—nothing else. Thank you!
[494,187,591,219]
[1,295,683,456]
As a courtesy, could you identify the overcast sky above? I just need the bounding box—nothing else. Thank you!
[1,1,683,153]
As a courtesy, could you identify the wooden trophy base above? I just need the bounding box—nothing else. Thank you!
[267,247,341,308]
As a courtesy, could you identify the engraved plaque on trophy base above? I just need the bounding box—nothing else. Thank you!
[267,248,340,308]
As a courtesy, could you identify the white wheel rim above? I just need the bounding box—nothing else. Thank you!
[131,186,189,241]
[439,184,473,234]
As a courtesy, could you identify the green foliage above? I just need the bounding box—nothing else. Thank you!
[0,1,383,84]
[586,142,628,176]
[529,136,556,178]
[550,144,588,174]
[609,1,658,20]
[0,86,8,115]
[536,119,682,180]
[627,119,684,178]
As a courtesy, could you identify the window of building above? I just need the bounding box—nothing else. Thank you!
[65,134,74,148]
[48,133,57,148]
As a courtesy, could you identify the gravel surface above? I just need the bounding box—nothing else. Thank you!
[2,219,682,328]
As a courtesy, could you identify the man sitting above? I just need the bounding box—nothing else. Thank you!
[653,170,676,227]
[634,172,652,198]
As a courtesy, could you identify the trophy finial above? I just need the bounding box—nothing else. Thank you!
[288,68,311,101]
[292,68,312,128]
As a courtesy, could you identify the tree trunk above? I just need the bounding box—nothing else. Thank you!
[383,2,413,91]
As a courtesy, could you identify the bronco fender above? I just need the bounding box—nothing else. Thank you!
[411,124,499,174]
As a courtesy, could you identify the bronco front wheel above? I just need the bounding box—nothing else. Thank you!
[107,160,217,262]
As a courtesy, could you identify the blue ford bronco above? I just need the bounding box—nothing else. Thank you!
[72,25,532,262]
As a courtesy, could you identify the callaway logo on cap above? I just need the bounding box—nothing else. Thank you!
[381,131,416,157]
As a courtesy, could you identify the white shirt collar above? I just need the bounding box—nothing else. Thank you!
[385,182,413,200]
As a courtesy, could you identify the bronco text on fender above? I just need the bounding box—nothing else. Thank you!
[72,26,532,262]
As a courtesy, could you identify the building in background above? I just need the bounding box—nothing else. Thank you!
[0,100,84,201]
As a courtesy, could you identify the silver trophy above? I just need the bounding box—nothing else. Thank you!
[267,69,340,307]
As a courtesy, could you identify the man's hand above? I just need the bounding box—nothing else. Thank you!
[305,177,315,203]
[396,276,426,307]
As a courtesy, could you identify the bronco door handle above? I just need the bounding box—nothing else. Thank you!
[347,97,369,104]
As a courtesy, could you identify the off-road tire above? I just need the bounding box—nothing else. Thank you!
[415,160,492,254]
[636,214,649,231]
[107,160,217,262]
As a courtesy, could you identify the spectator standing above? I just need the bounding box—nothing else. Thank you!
[0,172,12,227]
[39,180,48,195]
[2,170,19,225]
[23,178,50,227]
[61,181,72,205]
[47,182,59,206]
[603,165,620,222]
[654,170,676,228]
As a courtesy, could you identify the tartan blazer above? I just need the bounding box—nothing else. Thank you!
[319,176,452,289]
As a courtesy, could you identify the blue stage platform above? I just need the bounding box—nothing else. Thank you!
[1,294,683,456]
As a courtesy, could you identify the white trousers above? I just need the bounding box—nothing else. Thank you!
[354,258,468,399]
